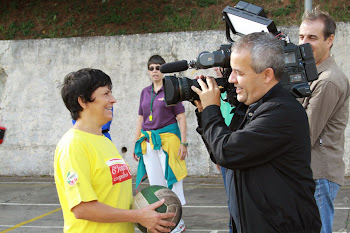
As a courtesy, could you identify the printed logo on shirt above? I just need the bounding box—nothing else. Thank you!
[66,169,78,186]
[106,158,132,185]
[158,97,164,101]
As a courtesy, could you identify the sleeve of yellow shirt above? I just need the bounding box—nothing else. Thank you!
[56,135,98,211]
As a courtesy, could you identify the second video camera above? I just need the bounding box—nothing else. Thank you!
[161,1,318,106]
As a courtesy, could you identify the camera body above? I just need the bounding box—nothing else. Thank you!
[280,42,318,97]
[162,1,318,106]
[195,44,232,69]
[163,43,236,106]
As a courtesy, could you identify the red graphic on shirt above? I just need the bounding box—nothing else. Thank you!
[106,158,132,185]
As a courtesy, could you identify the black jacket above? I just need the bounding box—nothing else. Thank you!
[198,83,321,233]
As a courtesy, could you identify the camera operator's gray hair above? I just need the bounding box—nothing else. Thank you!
[232,32,285,80]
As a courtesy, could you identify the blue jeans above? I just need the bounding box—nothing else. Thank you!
[221,166,233,233]
[314,179,340,233]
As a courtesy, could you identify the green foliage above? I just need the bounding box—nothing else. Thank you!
[0,6,9,18]
[190,8,200,16]
[46,12,58,25]
[117,29,127,35]
[21,21,35,36]
[145,7,158,16]
[163,5,176,15]
[64,18,75,29]
[0,25,5,35]
[9,1,19,10]
[95,3,127,26]
[270,1,296,17]
[132,7,144,16]
[197,0,217,7]
[6,22,19,39]
[333,4,350,21]
[0,0,349,40]
[163,13,192,31]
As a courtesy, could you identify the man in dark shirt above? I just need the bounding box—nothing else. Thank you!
[192,32,321,233]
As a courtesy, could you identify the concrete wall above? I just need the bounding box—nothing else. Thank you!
[1,23,350,177]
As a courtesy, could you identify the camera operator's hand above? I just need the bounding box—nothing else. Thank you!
[192,75,205,112]
[191,76,221,110]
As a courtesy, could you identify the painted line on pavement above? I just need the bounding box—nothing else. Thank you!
[0,181,348,188]
[0,226,230,232]
[334,206,350,209]
[0,181,223,186]
[0,208,61,233]
[0,203,60,206]
[1,203,349,209]
[0,203,229,208]
[0,225,62,229]
[0,182,54,184]
[0,225,347,233]
[184,205,228,208]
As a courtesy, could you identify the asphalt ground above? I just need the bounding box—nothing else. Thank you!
[0,176,349,233]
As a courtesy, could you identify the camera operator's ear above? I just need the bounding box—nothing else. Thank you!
[263,68,277,84]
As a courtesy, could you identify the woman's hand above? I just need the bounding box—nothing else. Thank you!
[178,144,188,160]
[131,143,139,161]
[136,199,176,233]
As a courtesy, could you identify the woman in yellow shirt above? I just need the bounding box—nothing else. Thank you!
[54,68,175,233]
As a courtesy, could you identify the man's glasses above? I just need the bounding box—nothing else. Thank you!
[148,66,160,71]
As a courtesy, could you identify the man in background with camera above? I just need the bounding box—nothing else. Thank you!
[299,7,350,233]
[192,32,321,233]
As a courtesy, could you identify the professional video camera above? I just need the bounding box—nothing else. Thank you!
[161,1,318,106]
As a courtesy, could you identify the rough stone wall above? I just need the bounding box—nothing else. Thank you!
[0,24,349,176]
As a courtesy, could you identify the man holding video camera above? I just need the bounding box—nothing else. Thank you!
[299,7,350,233]
[192,32,321,233]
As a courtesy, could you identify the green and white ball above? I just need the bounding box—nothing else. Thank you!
[132,185,182,233]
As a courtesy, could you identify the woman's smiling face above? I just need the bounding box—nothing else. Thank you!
[85,85,116,124]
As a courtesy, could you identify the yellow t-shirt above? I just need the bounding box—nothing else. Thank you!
[54,128,134,233]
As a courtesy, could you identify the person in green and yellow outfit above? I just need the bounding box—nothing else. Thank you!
[133,55,188,233]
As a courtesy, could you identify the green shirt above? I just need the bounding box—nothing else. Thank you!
[220,92,235,126]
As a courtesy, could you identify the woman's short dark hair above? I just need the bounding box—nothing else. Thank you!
[147,55,166,68]
[61,68,112,120]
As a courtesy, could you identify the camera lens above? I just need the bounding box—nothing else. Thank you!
[163,76,198,106]
[163,76,228,106]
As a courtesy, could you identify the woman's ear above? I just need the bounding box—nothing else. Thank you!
[78,96,88,109]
